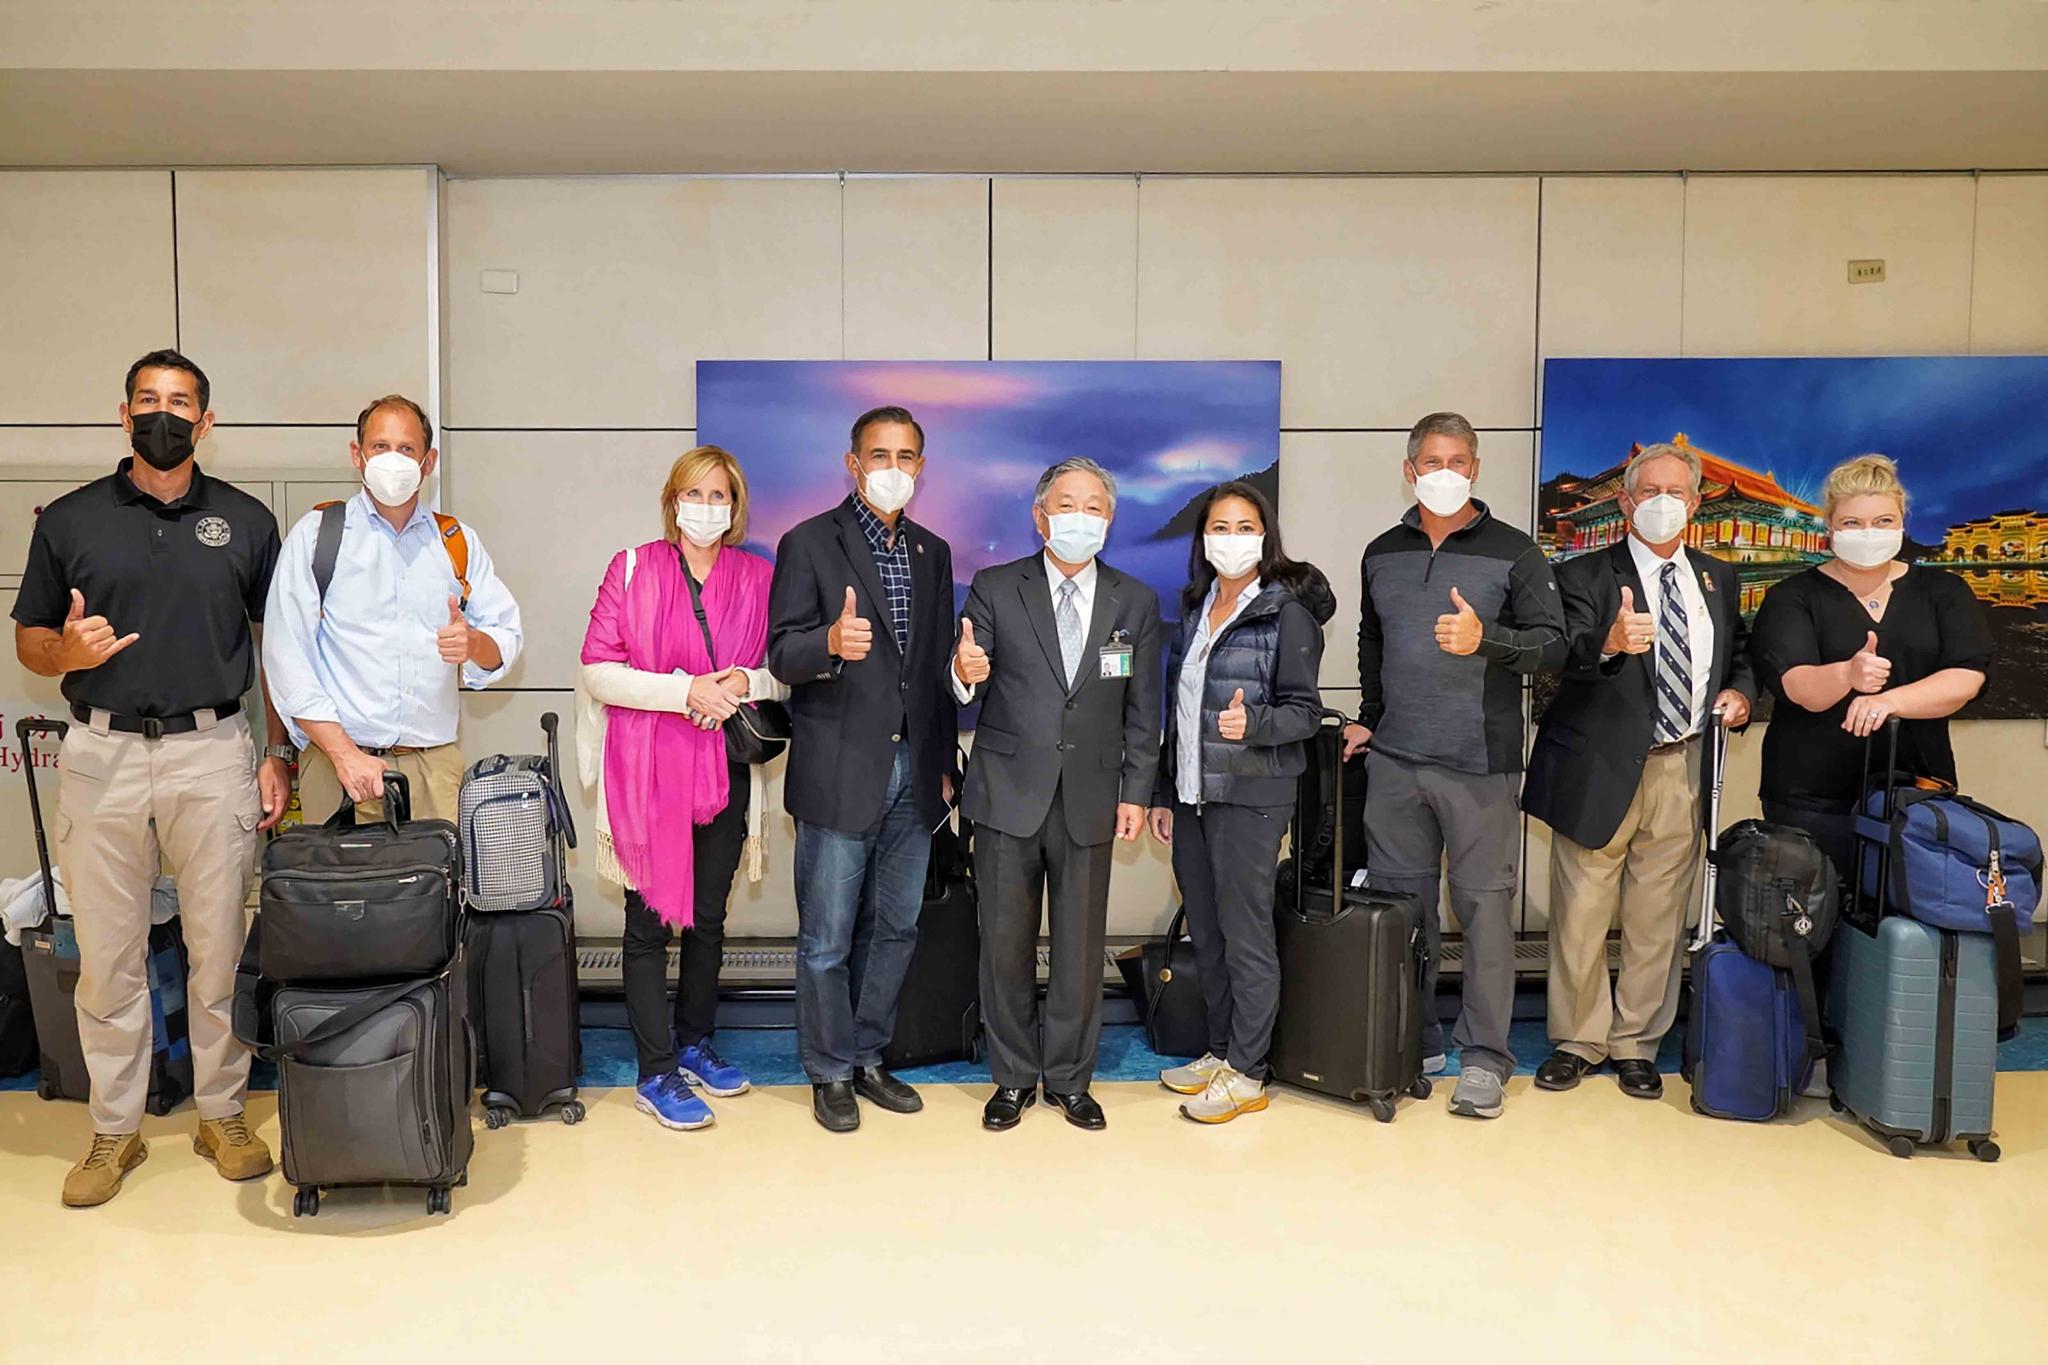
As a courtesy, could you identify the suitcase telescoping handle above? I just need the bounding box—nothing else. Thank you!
[1686,706,1732,952]
[1292,708,1356,923]
[1850,717,1904,921]
[539,710,576,849]
[15,716,69,922]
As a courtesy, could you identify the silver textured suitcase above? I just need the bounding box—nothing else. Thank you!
[1827,915,2000,1161]
[457,712,575,914]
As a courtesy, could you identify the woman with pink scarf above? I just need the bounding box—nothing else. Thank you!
[577,446,789,1131]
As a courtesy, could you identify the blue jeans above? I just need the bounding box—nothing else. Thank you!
[793,745,932,1083]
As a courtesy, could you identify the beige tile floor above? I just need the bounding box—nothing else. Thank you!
[2,1074,2041,1364]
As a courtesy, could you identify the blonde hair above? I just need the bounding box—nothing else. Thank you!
[661,445,749,546]
[1822,453,1909,522]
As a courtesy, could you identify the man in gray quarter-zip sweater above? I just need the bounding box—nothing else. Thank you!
[1341,412,1566,1119]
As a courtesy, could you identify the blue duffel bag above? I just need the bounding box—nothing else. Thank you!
[1857,774,2039,1040]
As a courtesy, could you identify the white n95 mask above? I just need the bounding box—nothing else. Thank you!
[862,466,916,515]
[676,501,732,547]
[363,452,424,507]
[1630,493,1691,544]
[1411,468,1471,517]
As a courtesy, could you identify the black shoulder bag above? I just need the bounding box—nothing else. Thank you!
[681,559,791,765]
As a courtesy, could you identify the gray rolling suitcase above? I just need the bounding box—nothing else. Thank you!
[271,962,476,1216]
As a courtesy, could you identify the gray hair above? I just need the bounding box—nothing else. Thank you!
[1406,411,1478,462]
[1034,457,1117,513]
[1623,441,1702,497]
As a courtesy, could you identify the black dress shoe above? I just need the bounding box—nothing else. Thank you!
[1043,1088,1107,1131]
[1614,1059,1663,1100]
[812,1081,860,1132]
[982,1086,1036,1131]
[1533,1049,1597,1092]
[852,1066,923,1114]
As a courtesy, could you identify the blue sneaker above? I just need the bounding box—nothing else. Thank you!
[678,1038,752,1098]
[634,1072,714,1131]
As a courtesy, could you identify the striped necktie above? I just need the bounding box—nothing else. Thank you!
[1654,560,1693,742]
[1055,577,1084,688]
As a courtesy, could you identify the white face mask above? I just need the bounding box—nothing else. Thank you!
[1411,467,1472,517]
[1832,527,1903,568]
[676,500,732,548]
[1044,512,1108,565]
[1630,493,1691,545]
[861,466,916,516]
[1204,533,1263,580]
[363,451,424,507]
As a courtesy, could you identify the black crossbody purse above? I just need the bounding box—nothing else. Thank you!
[681,557,790,765]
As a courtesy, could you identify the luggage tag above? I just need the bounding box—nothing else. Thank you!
[1099,630,1135,680]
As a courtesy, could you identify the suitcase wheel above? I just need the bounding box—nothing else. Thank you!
[1827,1092,1846,1114]
[1368,1097,1396,1124]
[1409,1077,1432,1101]
[427,1186,453,1216]
[1969,1139,2001,1164]
[561,1100,586,1125]
[36,1077,56,1101]
[292,1187,320,1218]
[1885,1135,1915,1160]
[484,1105,512,1131]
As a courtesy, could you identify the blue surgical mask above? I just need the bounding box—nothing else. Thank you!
[1044,512,1108,564]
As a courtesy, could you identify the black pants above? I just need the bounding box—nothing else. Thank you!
[1171,799,1289,1081]
[622,762,749,1081]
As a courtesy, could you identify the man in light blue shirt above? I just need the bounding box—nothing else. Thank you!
[263,394,522,822]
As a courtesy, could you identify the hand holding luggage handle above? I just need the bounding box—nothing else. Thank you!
[1687,706,1731,953]
[326,771,413,831]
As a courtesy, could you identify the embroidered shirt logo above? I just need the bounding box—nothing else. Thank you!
[195,516,231,548]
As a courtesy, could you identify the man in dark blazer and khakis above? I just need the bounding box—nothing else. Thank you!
[1522,439,1756,1100]
[768,405,958,1133]
[952,457,1163,1132]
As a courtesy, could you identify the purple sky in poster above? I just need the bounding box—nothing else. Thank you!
[696,361,1281,621]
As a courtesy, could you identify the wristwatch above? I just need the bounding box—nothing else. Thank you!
[263,744,296,763]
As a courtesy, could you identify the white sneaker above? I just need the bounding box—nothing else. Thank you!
[1159,1052,1227,1096]
[1179,1066,1270,1124]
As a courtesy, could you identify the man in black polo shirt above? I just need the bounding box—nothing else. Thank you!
[13,349,290,1207]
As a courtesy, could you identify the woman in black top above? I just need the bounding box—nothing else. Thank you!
[1749,454,1992,878]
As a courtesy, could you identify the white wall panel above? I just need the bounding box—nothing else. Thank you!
[1136,177,1539,429]
[176,168,435,424]
[1282,430,1534,692]
[991,177,1138,359]
[444,177,843,428]
[0,171,177,425]
[1681,175,1976,355]
[842,178,991,360]
[1970,174,2048,354]
[1537,176,1684,364]
[443,430,679,690]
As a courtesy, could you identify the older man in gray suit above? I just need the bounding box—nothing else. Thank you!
[952,457,1164,1132]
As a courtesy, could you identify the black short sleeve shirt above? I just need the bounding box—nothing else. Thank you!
[13,458,282,717]
[1749,564,1992,808]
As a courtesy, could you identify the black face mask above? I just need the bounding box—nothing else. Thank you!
[128,410,197,472]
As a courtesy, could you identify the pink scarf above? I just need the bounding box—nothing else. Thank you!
[580,539,771,927]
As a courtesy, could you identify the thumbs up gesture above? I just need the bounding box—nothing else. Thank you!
[1603,585,1657,656]
[953,617,990,685]
[436,594,473,664]
[1434,587,1483,656]
[828,586,873,662]
[57,588,141,671]
[1847,629,1891,694]
[1218,687,1249,741]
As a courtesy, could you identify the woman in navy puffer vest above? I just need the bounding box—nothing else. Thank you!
[1149,481,1331,1124]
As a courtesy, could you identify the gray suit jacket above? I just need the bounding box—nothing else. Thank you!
[956,554,1164,845]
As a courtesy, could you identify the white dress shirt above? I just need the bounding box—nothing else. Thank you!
[1174,576,1260,807]
[953,552,1098,704]
[264,491,524,749]
[1628,534,1714,738]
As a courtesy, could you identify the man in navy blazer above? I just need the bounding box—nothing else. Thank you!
[1522,441,1755,1100]
[768,405,958,1132]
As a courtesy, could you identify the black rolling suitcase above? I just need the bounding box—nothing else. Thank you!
[459,712,585,1127]
[1270,711,1433,1122]
[14,717,194,1114]
[883,818,982,1069]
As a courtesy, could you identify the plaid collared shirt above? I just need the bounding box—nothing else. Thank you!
[848,494,912,657]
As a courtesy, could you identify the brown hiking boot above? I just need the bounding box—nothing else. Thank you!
[62,1132,148,1208]
[194,1113,274,1181]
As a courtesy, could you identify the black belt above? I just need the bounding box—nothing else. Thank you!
[72,700,241,739]
[1648,734,1699,755]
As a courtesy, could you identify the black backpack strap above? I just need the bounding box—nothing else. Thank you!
[1776,890,1828,1069]
[312,500,347,612]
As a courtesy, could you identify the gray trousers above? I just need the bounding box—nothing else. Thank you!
[1363,751,1522,1079]
[1171,800,1288,1080]
[974,781,1114,1092]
